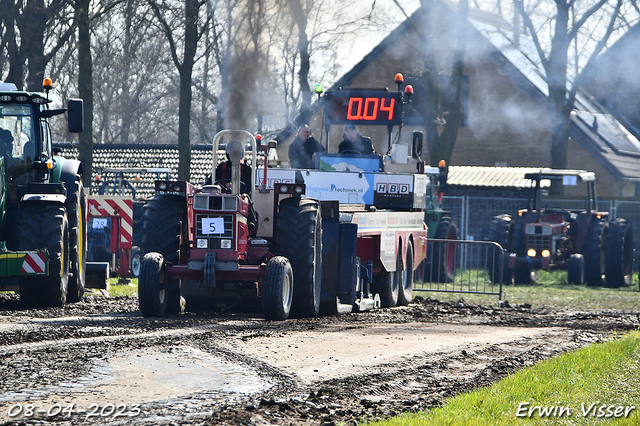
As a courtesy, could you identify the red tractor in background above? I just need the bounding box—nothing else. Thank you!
[489,170,633,287]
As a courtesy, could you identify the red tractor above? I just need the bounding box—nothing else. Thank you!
[489,170,633,287]
[137,130,429,319]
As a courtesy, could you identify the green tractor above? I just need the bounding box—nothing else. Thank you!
[0,79,88,306]
[422,159,459,283]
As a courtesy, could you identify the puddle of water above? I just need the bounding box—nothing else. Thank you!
[106,345,269,396]
[0,345,270,407]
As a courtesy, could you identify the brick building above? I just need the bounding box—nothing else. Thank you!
[277,1,640,200]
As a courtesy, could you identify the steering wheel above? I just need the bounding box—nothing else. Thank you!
[340,150,362,155]
[213,179,248,194]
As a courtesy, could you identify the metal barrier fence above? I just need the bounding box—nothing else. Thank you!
[415,239,505,303]
[415,196,640,303]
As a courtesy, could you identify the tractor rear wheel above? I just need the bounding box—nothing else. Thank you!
[488,214,513,284]
[262,256,294,320]
[138,252,168,317]
[19,204,70,307]
[275,197,322,318]
[67,176,86,303]
[397,241,414,306]
[424,216,459,283]
[583,219,606,286]
[604,218,633,288]
[140,194,185,314]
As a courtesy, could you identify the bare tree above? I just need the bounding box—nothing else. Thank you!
[148,0,211,180]
[287,0,312,123]
[512,0,629,188]
[0,0,75,90]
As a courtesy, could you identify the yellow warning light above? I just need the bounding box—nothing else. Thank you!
[43,78,53,91]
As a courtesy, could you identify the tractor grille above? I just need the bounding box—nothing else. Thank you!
[196,214,234,249]
[527,235,551,252]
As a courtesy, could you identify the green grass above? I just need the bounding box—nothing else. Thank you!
[416,270,640,312]
[369,331,640,426]
[85,277,138,298]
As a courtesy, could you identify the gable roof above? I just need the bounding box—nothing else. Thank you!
[299,1,640,181]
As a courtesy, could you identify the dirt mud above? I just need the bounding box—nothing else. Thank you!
[0,293,637,425]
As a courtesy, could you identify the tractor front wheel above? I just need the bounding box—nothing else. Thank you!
[138,252,168,317]
[262,256,294,320]
[567,253,585,284]
[67,176,86,303]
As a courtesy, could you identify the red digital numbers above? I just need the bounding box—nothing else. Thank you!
[347,97,395,121]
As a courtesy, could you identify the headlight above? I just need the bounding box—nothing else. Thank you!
[279,184,289,193]
[173,184,182,192]
[541,250,550,257]
[294,185,304,194]
[221,239,232,249]
[527,249,536,257]
[159,182,167,190]
[196,239,208,249]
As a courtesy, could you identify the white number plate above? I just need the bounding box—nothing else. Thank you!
[92,218,108,229]
[202,217,224,234]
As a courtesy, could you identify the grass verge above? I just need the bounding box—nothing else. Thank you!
[370,331,640,426]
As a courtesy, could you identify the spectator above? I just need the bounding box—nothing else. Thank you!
[288,124,325,168]
[338,124,375,155]
[0,129,13,157]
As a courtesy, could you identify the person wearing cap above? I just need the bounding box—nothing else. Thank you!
[338,124,375,155]
[288,124,325,168]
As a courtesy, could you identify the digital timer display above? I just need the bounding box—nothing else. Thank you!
[324,90,402,126]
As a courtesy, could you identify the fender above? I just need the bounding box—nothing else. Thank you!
[52,156,83,198]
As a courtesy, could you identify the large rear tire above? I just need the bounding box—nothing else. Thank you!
[488,214,512,284]
[139,194,185,314]
[138,252,168,317]
[262,256,294,321]
[67,177,86,303]
[19,204,70,307]
[397,241,414,306]
[584,219,606,286]
[424,216,459,283]
[275,197,322,318]
[604,218,633,288]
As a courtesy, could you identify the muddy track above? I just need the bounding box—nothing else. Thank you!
[0,294,637,425]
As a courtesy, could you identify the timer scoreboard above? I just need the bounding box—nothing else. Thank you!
[324,90,402,126]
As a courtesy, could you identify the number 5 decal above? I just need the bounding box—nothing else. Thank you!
[202,217,224,234]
